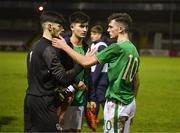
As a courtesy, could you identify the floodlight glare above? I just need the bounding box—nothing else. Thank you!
[38,6,44,11]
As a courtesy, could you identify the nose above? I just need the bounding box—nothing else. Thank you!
[61,28,64,32]
[83,27,88,32]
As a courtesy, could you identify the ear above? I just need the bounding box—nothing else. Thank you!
[119,26,125,34]
[47,23,52,31]
[119,26,123,33]
[99,33,102,38]
[70,24,74,31]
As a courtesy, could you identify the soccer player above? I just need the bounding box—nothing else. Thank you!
[60,11,90,132]
[89,25,108,122]
[52,12,140,133]
[24,11,83,132]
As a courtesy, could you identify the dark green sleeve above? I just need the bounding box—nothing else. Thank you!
[96,43,122,64]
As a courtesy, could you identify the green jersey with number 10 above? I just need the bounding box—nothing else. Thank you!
[96,40,140,105]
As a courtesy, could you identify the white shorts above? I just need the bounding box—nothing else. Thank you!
[61,106,84,130]
[104,98,136,133]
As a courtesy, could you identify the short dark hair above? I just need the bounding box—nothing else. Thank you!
[91,25,103,34]
[40,11,65,26]
[108,13,132,33]
[69,11,90,24]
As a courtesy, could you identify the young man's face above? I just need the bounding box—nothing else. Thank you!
[107,19,120,39]
[71,22,88,38]
[50,22,64,38]
[90,32,102,42]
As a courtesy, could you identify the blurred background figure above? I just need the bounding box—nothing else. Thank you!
[89,24,108,123]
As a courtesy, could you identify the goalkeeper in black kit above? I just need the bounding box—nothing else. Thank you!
[24,11,82,132]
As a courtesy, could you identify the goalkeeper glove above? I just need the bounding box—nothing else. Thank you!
[55,85,75,103]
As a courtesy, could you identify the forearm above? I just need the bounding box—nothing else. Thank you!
[51,63,83,85]
[52,37,98,67]
[133,73,140,98]
[43,46,83,85]
[63,45,97,68]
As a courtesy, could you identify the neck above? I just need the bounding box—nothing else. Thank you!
[43,30,52,41]
[70,34,83,46]
[117,33,129,42]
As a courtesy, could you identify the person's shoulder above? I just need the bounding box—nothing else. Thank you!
[30,39,40,49]
[117,40,131,48]
[32,38,50,52]
[109,42,119,48]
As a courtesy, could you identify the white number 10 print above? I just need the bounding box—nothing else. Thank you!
[122,54,138,82]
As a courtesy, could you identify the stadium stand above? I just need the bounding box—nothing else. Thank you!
[0,0,179,54]
[0,31,36,51]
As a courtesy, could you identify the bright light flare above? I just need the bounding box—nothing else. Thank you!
[38,6,44,11]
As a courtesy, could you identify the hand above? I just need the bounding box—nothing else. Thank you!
[85,48,97,57]
[55,87,74,103]
[77,81,87,90]
[52,36,67,50]
[90,101,96,112]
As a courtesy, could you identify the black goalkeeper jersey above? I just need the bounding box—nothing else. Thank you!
[26,37,82,96]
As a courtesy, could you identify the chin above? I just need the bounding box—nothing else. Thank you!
[80,36,86,39]
[110,36,114,39]
[81,34,87,37]
[52,35,58,38]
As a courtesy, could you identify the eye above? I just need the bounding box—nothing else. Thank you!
[80,25,84,28]
[108,26,112,29]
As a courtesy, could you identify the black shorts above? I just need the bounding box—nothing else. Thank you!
[24,94,61,132]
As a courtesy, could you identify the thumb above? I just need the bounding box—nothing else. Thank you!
[87,48,91,52]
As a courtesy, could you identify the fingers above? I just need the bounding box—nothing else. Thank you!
[52,37,67,49]
[87,48,91,53]
[85,48,90,56]
[90,101,96,113]
[90,48,97,54]
[77,81,87,90]
[52,38,59,47]
[79,84,87,90]
[52,38,58,43]
[90,48,97,55]
[86,48,97,57]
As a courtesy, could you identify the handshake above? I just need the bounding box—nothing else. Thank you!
[55,85,76,103]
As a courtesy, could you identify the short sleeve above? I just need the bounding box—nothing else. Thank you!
[96,43,122,64]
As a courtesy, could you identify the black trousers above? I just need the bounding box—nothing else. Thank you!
[24,94,61,132]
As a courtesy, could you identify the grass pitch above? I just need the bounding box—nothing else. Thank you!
[0,52,180,132]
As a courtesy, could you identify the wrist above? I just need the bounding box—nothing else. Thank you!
[67,85,76,93]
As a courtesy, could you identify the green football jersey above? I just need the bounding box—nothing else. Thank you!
[71,45,86,106]
[96,40,140,104]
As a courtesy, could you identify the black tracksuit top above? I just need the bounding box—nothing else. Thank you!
[26,37,82,96]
